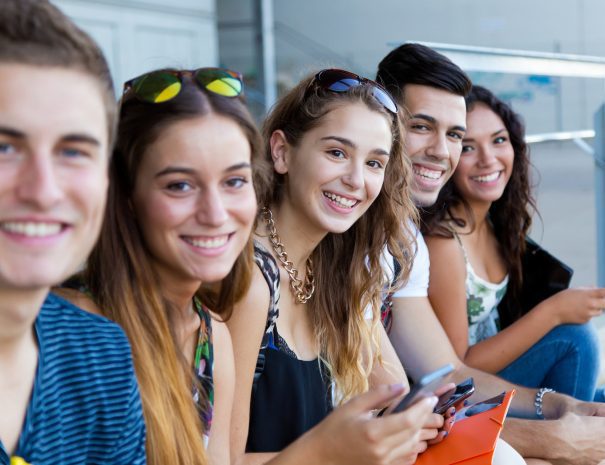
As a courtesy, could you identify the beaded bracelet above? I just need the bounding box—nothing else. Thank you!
[534,387,556,419]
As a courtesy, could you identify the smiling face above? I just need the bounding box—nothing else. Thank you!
[403,84,467,207]
[0,64,109,292]
[131,114,256,288]
[453,103,515,206]
[272,102,392,237]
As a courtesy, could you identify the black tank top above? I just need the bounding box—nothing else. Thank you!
[246,242,333,452]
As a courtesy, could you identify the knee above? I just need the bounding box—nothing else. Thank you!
[492,439,526,465]
[549,322,600,355]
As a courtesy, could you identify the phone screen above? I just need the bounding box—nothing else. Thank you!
[380,364,454,416]
[434,377,475,415]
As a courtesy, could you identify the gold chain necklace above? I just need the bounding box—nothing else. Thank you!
[261,207,315,304]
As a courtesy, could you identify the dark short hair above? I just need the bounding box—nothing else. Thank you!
[0,0,117,147]
[376,43,472,102]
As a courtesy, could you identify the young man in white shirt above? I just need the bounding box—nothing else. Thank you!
[377,43,605,465]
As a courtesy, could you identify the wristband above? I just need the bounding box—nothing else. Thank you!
[534,387,555,419]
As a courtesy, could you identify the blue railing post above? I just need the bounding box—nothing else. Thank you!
[594,104,605,286]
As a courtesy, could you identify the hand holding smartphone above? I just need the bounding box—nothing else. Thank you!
[378,364,454,416]
[434,377,475,415]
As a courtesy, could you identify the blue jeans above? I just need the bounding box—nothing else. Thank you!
[497,323,601,401]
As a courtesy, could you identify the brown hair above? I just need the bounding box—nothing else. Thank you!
[421,85,536,326]
[0,0,117,147]
[262,73,417,402]
[85,75,271,465]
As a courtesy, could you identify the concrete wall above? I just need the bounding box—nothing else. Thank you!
[53,0,218,93]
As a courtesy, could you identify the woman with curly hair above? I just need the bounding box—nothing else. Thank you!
[422,85,605,401]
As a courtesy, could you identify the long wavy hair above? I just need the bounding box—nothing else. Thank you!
[421,85,537,324]
[261,73,417,403]
[85,75,271,465]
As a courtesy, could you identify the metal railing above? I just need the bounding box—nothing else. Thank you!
[525,130,596,157]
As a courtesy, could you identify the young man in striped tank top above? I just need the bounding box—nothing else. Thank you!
[0,1,146,464]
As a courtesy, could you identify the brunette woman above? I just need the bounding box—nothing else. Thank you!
[422,85,605,401]
[60,67,271,465]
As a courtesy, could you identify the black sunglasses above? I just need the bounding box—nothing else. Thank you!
[311,68,398,115]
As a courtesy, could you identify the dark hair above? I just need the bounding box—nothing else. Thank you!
[0,0,117,147]
[262,72,417,401]
[376,43,472,103]
[421,85,536,325]
[85,74,271,465]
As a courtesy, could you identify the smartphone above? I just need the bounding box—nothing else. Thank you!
[433,377,475,415]
[378,364,454,416]
[464,392,506,417]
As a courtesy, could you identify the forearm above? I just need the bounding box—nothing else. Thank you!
[457,362,581,420]
[265,432,326,465]
[500,418,562,461]
[236,452,280,465]
[454,363,538,418]
[462,307,557,373]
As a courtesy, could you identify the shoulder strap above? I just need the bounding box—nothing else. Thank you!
[252,241,281,392]
[452,230,470,265]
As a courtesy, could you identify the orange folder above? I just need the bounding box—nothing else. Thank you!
[415,390,515,465]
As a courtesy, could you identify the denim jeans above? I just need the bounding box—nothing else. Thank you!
[497,323,601,401]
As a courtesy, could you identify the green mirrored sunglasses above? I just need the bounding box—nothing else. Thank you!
[122,67,244,103]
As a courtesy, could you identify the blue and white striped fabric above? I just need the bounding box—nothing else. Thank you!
[0,293,146,465]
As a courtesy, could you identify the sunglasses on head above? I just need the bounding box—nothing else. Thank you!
[122,67,244,103]
[311,68,398,115]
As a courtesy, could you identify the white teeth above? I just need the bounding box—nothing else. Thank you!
[0,222,62,237]
[184,235,229,249]
[413,166,442,180]
[323,192,356,208]
[472,172,500,183]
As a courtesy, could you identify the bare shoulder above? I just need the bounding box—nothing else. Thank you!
[425,235,464,268]
[52,287,103,315]
[227,263,271,337]
[424,234,458,253]
[211,318,233,353]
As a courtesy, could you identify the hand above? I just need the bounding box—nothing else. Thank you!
[550,412,605,465]
[543,288,605,325]
[563,398,605,418]
[308,384,438,465]
[424,382,456,447]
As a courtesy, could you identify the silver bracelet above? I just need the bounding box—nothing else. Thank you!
[534,387,556,419]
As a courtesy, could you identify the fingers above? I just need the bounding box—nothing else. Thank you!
[384,434,422,465]
[418,427,439,442]
[423,412,444,429]
[426,413,455,445]
[589,308,604,318]
[442,406,456,420]
[380,396,437,435]
[441,413,456,435]
[347,384,406,414]
[427,430,448,445]
[434,382,456,397]
[371,396,437,457]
